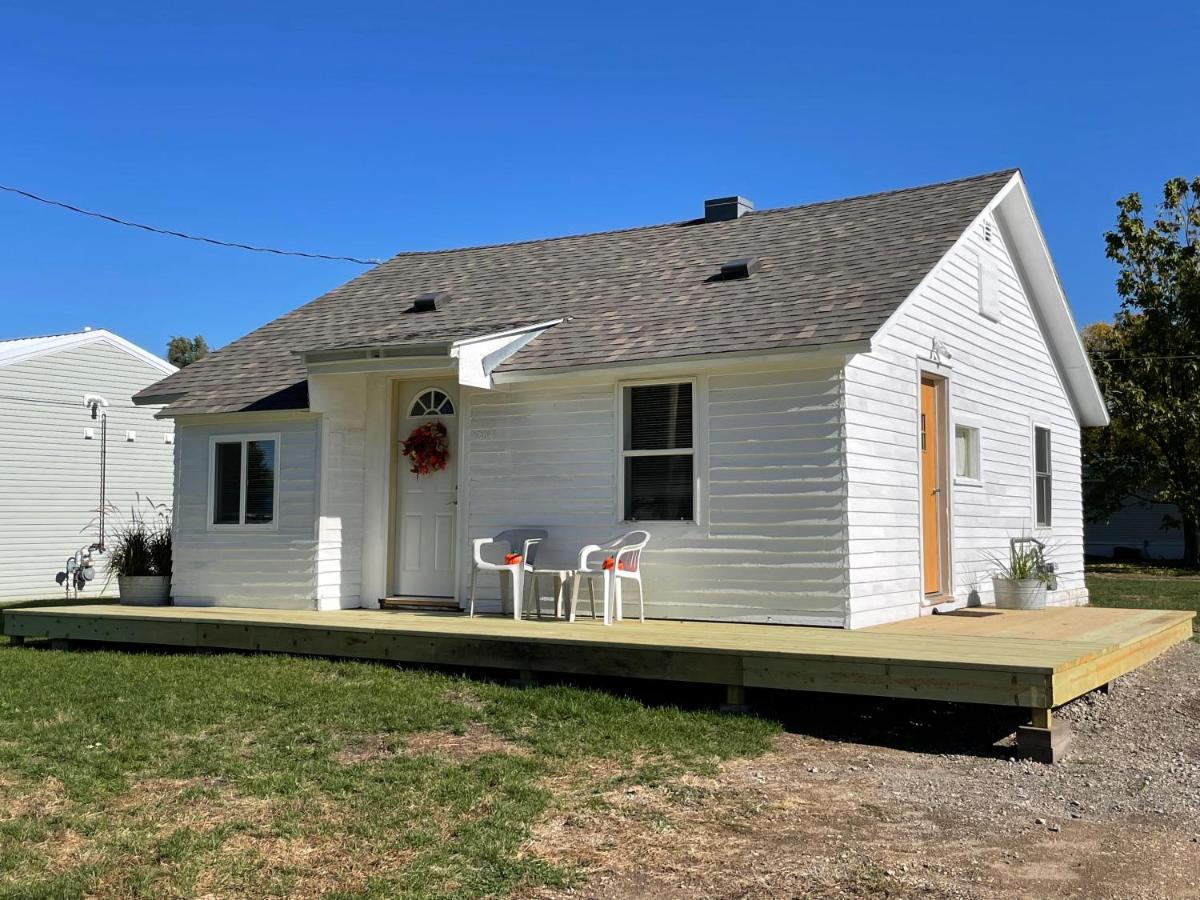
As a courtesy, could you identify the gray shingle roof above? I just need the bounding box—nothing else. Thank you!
[136,169,1016,415]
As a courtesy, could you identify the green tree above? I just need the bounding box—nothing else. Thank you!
[1085,177,1200,564]
[167,334,209,368]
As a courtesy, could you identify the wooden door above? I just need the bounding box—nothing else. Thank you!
[920,379,943,596]
[394,384,459,597]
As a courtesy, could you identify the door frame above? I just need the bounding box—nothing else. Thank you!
[385,379,462,598]
[917,369,953,603]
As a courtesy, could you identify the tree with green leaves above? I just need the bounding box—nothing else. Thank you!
[1084,177,1200,564]
[167,335,209,368]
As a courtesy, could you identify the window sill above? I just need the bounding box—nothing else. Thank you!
[622,521,696,526]
[207,523,280,534]
[954,476,983,489]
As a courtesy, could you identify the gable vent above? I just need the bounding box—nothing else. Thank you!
[719,257,761,280]
[704,196,753,223]
[411,290,451,312]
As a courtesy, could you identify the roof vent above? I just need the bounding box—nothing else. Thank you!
[704,196,753,223]
[411,291,451,313]
[719,257,761,280]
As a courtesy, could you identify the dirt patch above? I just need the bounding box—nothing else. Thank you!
[111,776,276,833]
[401,722,528,761]
[201,830,412,897]
[0,774,69,821]
[525,643,1200,899]
[335,734,397,766]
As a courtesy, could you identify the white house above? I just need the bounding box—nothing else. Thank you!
[134,170,1108,628]
[0,329,176,601]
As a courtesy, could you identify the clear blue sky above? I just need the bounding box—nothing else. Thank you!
[2,1,1196,359]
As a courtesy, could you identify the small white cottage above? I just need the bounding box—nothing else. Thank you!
[0,329,176,601]
[134,170,1108,628]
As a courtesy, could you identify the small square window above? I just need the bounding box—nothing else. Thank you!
[954,424,981,481]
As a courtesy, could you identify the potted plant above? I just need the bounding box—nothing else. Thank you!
[989,538,1056,610]
[109,501,172,606]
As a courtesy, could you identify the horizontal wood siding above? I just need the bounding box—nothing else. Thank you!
[173,417,319,608]
[844,211,1086,627]
[464,367,849,625]
[0,340,175,600]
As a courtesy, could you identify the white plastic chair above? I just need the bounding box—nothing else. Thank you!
[570,531,650,625]
[468,529,546,620]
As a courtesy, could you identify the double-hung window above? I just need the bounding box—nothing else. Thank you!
[1034,426,1052,527]
[210,435,279,528]
[621,382,694,522]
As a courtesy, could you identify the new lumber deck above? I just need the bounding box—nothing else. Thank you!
[3,604,1192,712]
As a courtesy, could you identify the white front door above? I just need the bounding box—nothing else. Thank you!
[393,383,459,597]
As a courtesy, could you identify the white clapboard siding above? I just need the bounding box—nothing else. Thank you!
[843,210,1086,627]
[0,340,175,600]
[463,367,850,625]
[172,417,319,608]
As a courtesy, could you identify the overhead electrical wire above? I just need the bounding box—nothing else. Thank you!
[0,182,382,265]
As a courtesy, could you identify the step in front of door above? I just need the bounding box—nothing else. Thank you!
[379,596,461,612]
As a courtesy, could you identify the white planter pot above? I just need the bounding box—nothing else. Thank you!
[992,577,1047,610]
[117,575,171,606]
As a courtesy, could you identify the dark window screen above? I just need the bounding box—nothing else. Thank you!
[213,442,242,525]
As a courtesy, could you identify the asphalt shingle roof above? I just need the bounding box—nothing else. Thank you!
[136,169,1016,415]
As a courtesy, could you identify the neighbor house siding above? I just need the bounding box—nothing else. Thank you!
[843,210,1086,627]
[462,365,850,625]
[172,416,320,608]
[1085,499,1184,561]
[0,340,175,601]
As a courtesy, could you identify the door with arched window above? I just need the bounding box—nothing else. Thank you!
[393,383,459,597]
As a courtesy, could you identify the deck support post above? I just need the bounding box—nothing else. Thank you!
[8,635,24,646]
[1017,707,1071,763]
[720,684,748,714]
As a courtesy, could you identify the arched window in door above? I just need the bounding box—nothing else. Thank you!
[408,388,455,417]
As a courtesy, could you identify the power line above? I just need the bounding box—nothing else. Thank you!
[0,182,383,265]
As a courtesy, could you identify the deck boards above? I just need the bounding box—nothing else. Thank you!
[4,603,1192,711]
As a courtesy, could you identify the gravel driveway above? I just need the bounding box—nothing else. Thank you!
[530,641,1200,899]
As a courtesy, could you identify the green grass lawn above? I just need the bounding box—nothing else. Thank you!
[0,638,778,898]
[1086,562,1200,637]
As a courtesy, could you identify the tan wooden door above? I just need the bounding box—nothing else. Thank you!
[920,379,943,596]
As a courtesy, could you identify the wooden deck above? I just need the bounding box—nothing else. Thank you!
[3,604,1192,714]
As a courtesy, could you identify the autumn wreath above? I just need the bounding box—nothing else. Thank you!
[401,421,450,476]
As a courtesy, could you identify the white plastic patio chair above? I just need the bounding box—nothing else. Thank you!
[468,529,547,620]
[569,531,650,625]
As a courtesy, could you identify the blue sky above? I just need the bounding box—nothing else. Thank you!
[2,1,1196,359]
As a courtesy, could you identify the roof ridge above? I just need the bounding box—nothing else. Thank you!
[0,328,104,345]
[369,168,1020,262]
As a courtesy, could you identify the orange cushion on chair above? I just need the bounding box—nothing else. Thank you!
[504,553,523,565]
[601,557,626,571]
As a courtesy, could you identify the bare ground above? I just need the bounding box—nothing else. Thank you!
[525,642,1200,899]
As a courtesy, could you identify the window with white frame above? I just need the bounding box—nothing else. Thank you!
[954,424,981,481]
[211,436,278,527]
[1034,426,1052,526]
[621,382,694,521]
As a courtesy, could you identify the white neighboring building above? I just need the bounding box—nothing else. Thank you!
[0,329,176,601]
[1085,499,1184,561]
[135,171,1110,626]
